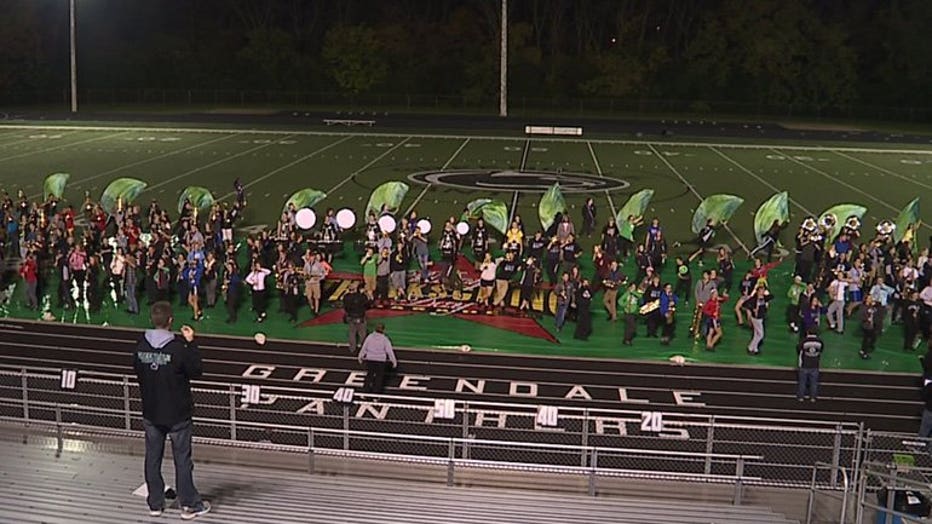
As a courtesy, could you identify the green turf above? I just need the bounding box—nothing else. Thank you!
[1,123,931,374]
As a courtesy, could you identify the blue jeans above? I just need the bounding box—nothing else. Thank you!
[418,254,429,282]
[796,368,819,399]
[555,303,568,330]
[143,418,202,510]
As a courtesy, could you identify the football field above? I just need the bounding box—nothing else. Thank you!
[1,122,931,373]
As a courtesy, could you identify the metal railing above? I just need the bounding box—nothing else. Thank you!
[854,462,932,524]
[806,462,851,524]
[0,363,880,497]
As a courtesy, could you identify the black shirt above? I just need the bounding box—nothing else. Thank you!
[133,331,203,427]
[797,334,823,368]
[497,260,519,281]
[343,291,369,319]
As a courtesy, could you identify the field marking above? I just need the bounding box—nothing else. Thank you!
[324,137,411,197]
[404,138,471,216]
[0,128,53,146]
[144,135,297,193]
[647,143,750,254]
[218,135,354,201]
[772,148,930,232]
[5,124,932,154]
[509,190,520,226]
[587,141,618,218]
[27,133,242,199]
[709,147,814,216]
[519,139,531,170]
[0,131,129,164]
[832,150,932,192]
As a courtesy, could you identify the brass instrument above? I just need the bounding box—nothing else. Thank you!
[844,215,861,231]
[639,299,660,315]
[876,220,895,236]
[819,213,837,234]
[689,303,703,339]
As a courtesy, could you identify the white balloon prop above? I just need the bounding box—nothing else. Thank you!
[336,208,356,229]
[295,208,316,230]
[378,214,397,233]
[417,219,432,234]
[455,221,470,235]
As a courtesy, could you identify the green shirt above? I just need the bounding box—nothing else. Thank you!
[362,256,378,278]
[620,289,643,315]
[787,282,806,305]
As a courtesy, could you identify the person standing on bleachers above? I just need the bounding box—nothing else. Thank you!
[796,328,823,402]
[133,301,211,520]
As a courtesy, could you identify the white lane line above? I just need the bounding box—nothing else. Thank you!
[832,150,932,191]
[5,123,932,154]
[405,138,471,216]
[0,131,129,164]
[144,135,296,193]
[29,133,241,199]
[324,137,411,196]
[218,135,354,201]
[709,146,814,216]
[587,141,617,218]
[647,143,750,254]
[509,190,520,226]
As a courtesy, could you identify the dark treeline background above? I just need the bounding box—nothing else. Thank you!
[2,0,931,116]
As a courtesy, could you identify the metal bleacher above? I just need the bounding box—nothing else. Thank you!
[0,429,801,524]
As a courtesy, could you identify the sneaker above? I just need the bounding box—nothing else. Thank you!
[810,397,817,403]
[148,508,163,517]
[181,502,211,521]
[797,397,805,402]
[859,351,870,360]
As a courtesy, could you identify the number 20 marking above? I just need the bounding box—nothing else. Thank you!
[640,411,663,433]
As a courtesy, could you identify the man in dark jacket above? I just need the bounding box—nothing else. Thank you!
[796,328,823,402]
[133,301,210,520]
[344,282,370,353]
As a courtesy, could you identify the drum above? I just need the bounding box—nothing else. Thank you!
[378,214,397,234]
[417,219,432,234]
[336,208,356,229]
[295,208,316,230]
[456,221,470,236]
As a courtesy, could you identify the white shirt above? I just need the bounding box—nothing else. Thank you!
[480,261,497,281]
[245,268,271,291]
[830,280,848,301]
[921,286,932,307]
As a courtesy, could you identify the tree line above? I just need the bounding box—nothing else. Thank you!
[2,0,930,116]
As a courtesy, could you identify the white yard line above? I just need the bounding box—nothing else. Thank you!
[709,146,814,216]
[144,135,297,193]
[0,129,73,148]
[647,143,750,254]
[405,137,470,216]
[508,190,520,226]
[218,135,354,201]
[587,141,617,218]
[832,150,932,191]
[324,137,411,197]
[29,133,241,199]
[773,148,931,232]
[519,139,531,170]
[0,131,129,164]
[5,123,930,154]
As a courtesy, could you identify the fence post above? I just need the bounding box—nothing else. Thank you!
[343,404,350,451]
[447,439,455,487]
[883,467,897,524]
[805,465,817,524]
[851,422,864,514]
[705,415,716,475]
[228,384,237,441]
[21,368,29,423]
[831,424,843,488]
[733,456,745,505]
[123,376,131,430]
[54,405,63,458]
[581,409,589,468]
[588,448,598,497]
[308,427,315,474]
[461,402,470,460]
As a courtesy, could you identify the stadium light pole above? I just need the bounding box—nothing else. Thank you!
[69,0,78,113]
[499,0,508,117]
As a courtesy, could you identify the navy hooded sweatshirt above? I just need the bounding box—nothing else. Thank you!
[133,329,203,426]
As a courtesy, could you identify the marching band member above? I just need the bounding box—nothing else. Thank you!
[659,283,678,345]
[244,261,271,323]
[582,197,596,237]
[600,216,620,261]
[493,251,520,311]
[859,295,881,359]
[471,217,489,268]
[573,279,593,341]
[477,253,497,308]
[554,272,571,331]
[389,242,409,301]
[602,260,623,322]
[643,273,663,338]
[749,219,787,261]
[743,286,773,355]
[360,247,378,299]
[620,282,642,345]
[518,256,541,314]
[701,288,728,351]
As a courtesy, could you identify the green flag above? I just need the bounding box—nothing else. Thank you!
[692,194,744,234]
[366,181,409,216]
[283,188,327,212]
[538,183,566,231]
[894,197,921,244]
[178,186,215,214]
[754,192,789,244]
[465,198,493,218]
[480,200,509,235]
[43,173,70,201]
[819,203,867,243]
[100,178,147,214]
[616,189,654,224]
